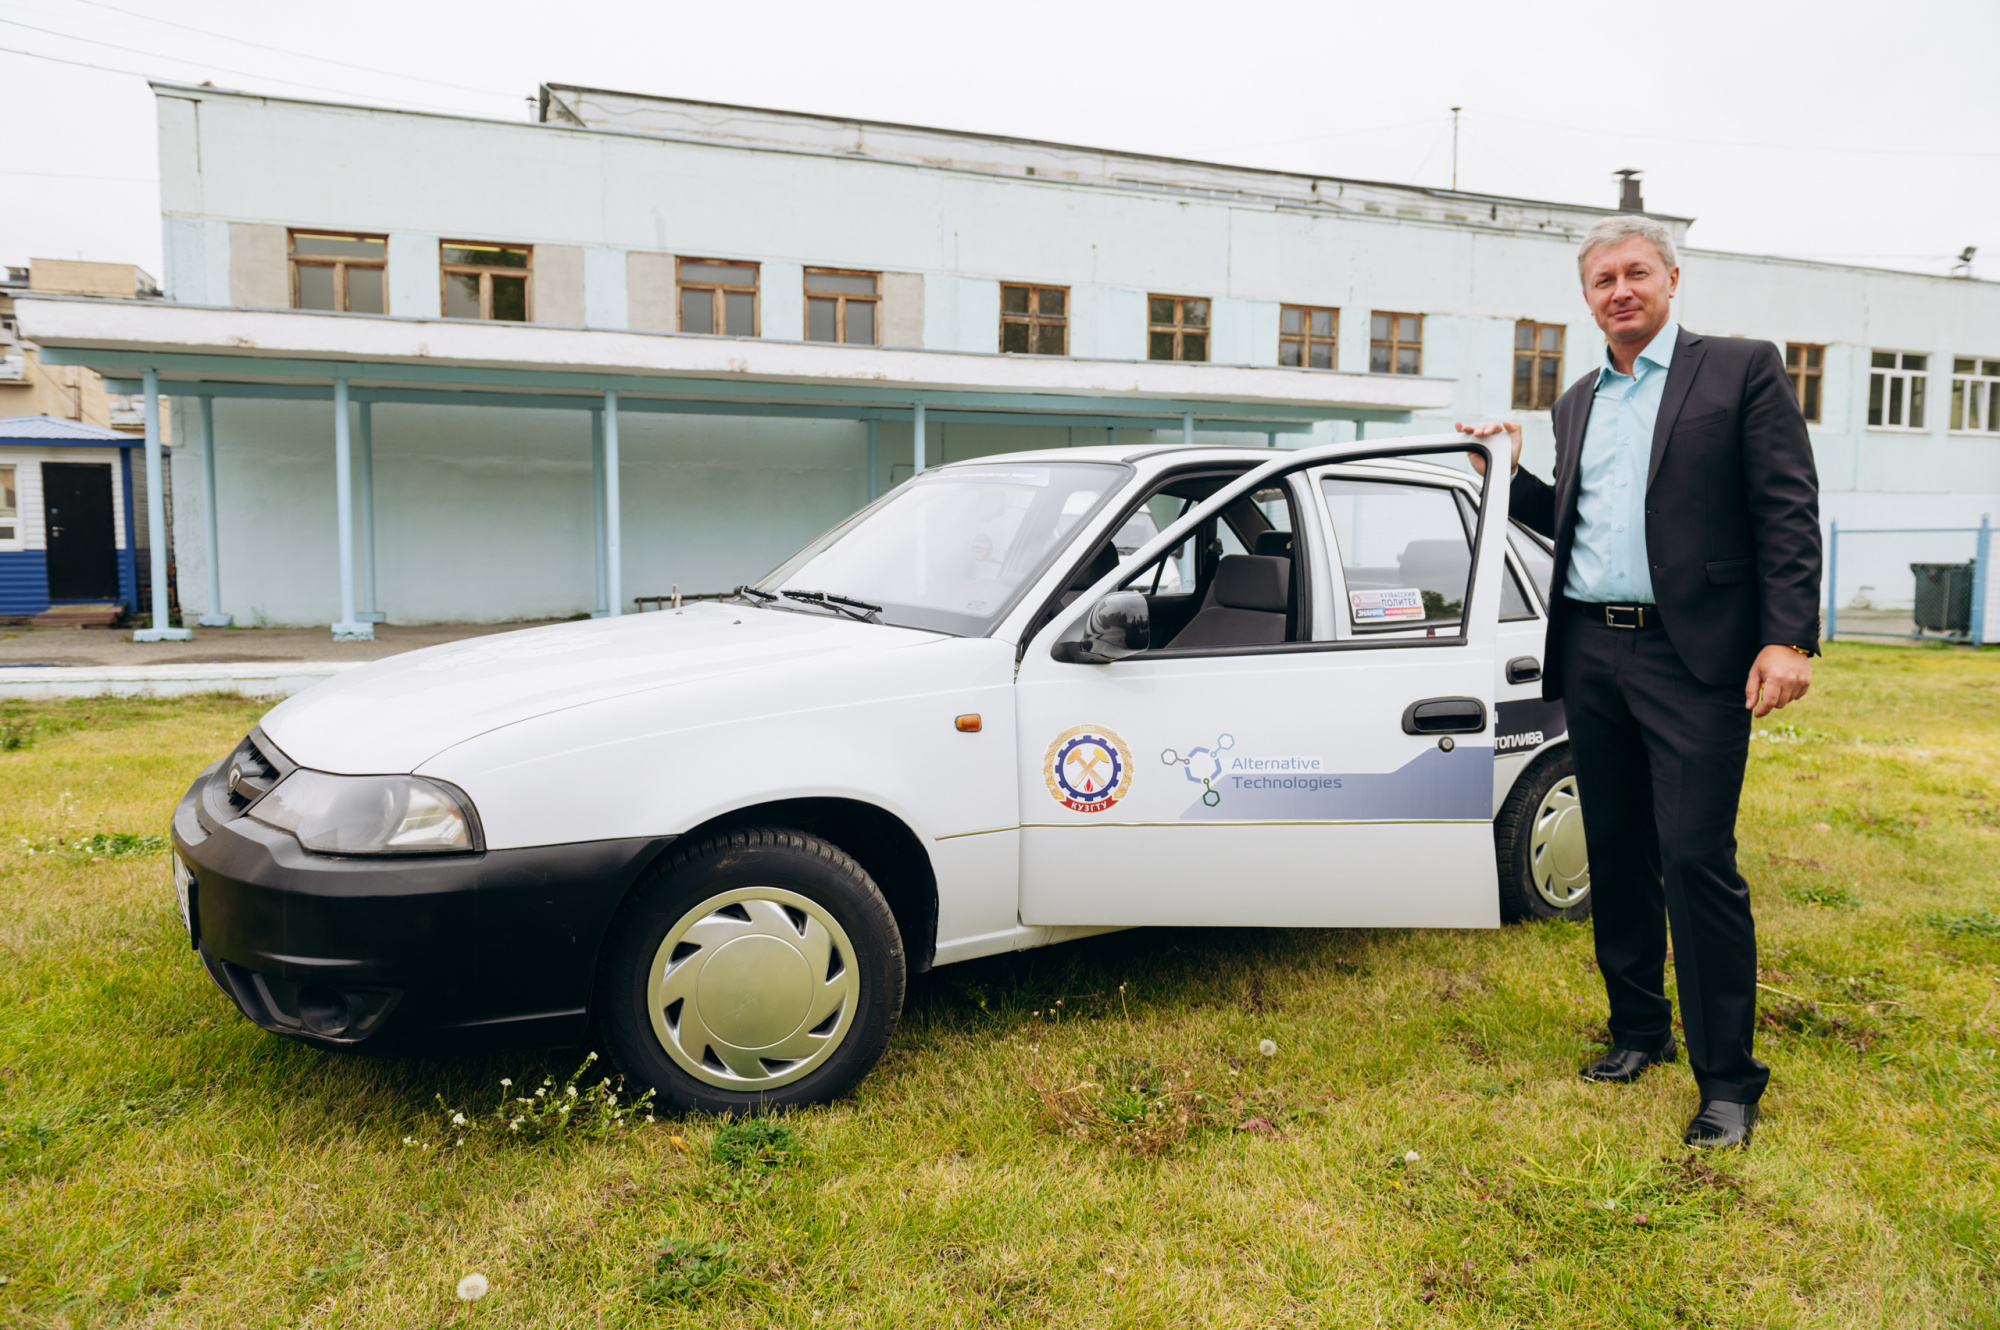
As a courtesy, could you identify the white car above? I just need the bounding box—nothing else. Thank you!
[171,433,1589,1112]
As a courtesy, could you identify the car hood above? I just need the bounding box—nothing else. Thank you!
[259,603,946,774]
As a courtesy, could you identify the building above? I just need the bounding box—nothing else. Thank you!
[0,415,147,619]
[14,82,2000,635]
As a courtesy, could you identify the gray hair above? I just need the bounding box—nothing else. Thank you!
[1577,215,1678,284]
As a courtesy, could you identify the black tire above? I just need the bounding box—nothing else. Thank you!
[597,827,905,1114]
[1494,745,1593,923]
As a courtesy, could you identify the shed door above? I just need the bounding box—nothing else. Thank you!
[43,462,119,601]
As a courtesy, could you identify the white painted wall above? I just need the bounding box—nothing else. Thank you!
[150,86,2000,623]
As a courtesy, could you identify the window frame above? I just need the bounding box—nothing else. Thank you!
[1147,294,1211,363]
[0,461,18,547]
[1785,343,1825,424]
[1867,350,1930,432]
[1948,356,2000,435]
[1279,304,1339,370]
[677,257,761,338]
[804,268,880,345]
[1512,320,1565,411]
[439,241,533,322]
[289,229,388,314]
[998,283,1070,356]
[1370,312,1424,375]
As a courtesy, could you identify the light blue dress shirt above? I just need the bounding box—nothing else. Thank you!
[1563,320,1678,604]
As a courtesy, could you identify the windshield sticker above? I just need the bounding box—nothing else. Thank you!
[944,466,1051,487]
[1165,736,1330,808]
[1044,724,1134,813]
[1349,588,1426,622]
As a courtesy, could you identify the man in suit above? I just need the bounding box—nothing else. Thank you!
[1461,213,1821,1148]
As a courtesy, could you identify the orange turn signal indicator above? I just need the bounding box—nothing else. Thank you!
[955,714,982,733]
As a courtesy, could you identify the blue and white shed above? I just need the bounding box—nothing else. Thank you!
[0,415,144,617]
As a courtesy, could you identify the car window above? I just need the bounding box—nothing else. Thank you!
[1509,524,1556,606]
[759,461,1128,636]
[1499,559,1538,621]
[1320,477,1470,632]
[1115,507,1183,592]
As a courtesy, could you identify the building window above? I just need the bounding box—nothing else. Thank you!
[290,230,386,314]
[1370,312,1423,374]
[0,464,16,542]
[1148,295,1209,362]
[441,242,531,321]
[1785,343,1825,423]
[1279,305,1337,369]
[805,269,879,345]
[1510,321,1564,410]
[1868,351,1928,430]
[999,284,1068,355]
[678,259,759,337]
[1950,358,2000,435]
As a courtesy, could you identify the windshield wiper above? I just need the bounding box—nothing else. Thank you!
[736,585,779,604]
[779,588,883,623]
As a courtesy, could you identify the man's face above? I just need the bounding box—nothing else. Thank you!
[1582,236,1679,345]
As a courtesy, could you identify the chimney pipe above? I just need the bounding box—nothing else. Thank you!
[1615,169,1644,213]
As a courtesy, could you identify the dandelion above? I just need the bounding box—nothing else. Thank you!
[456,1272,489,1302]
[1259,1039,1277,1057]
[1405,1150,1421,1163]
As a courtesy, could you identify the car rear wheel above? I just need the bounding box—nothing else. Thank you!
[1494,746,1592,923]
[597,828,905,1114]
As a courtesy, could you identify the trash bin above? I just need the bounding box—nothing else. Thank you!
[1910,562,1974,635]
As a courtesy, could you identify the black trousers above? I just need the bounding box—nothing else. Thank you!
[1560,603,1768,1103]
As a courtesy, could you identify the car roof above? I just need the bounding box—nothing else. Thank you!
[932,443,1478,487]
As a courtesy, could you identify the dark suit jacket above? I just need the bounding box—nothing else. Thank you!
[1511,327,1822,698]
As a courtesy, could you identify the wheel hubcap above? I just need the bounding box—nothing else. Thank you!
[1529,775,1591,910]
[646,887,860,1091]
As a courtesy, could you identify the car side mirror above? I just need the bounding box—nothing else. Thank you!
[1052,590,1151,663]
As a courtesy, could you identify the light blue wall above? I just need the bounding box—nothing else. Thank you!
[582,246,628,329]
[387,233,440,317]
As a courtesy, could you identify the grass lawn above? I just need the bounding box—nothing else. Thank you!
[2,643,1997,1328]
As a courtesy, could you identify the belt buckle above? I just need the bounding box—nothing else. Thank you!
[1603,604,1643,629]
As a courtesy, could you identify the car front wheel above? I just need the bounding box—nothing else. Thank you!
[1494,746,1592,923]
[597,828,905,1114]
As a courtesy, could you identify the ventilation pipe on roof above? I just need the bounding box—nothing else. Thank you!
[1615,169,1645,213]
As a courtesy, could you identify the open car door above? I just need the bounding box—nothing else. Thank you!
[1013,434,1509,929]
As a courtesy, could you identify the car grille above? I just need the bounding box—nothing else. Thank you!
[220,732,283,817]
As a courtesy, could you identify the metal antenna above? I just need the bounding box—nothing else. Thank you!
[1450,107,1461,190]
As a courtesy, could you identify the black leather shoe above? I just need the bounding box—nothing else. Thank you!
[1578,1037,1677,1083]
[1683,1100,1758,1149]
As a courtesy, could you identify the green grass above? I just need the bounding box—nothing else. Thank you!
[2,648,1998,1327]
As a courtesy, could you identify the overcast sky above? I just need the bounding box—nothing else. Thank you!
[3,0,1995,283]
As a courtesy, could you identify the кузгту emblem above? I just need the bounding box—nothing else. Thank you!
[1043,724,1135,813]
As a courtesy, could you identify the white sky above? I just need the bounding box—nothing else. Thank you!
[3,0,1995,282]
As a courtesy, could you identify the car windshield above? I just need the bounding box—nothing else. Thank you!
[755,461,1129,636]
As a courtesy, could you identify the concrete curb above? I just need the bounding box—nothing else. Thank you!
[0,661,366,699]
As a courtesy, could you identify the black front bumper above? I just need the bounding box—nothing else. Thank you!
[172,758,672,1052]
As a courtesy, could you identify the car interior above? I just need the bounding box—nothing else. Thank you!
[1028,467,1307,653]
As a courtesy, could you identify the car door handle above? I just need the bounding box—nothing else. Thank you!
[1506,655,1542,684]
[1401,696,1488,735]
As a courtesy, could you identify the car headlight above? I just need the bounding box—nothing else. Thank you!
[247,770,480,855]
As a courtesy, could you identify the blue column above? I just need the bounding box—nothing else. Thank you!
[195,393,232,627]
[132,367,190,641]
[1182,412,1193,447]
[331,375,371,640]
[913,401,926,473]
[867,419,880,499]
[357,400,382,623]
[1826,521,1839,642]
[591,409,609,617]
[604,390,623,616]
[1968,515,1989,646]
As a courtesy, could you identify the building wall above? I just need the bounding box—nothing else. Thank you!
[154,87,2000,618]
